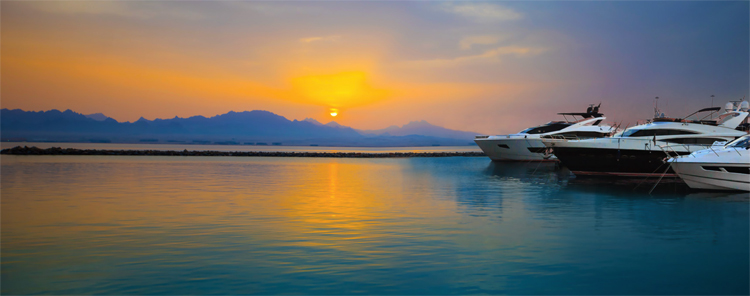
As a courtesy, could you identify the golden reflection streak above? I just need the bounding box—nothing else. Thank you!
[1,158,456,260]
[330,162,338,199]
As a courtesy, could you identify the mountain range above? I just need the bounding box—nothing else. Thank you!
[1,108,479,147]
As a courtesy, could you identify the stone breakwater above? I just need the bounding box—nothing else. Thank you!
[1,146,486,158]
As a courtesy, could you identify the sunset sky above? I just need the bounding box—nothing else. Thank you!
[2,1,748,134]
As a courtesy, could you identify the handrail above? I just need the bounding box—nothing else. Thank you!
[657,143,681,160]
[731,147,743,156]
[543,134,581,140]
[658,142,719,160]
[707,146,721,157]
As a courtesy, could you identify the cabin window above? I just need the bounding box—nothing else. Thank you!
[702,166,749,174]
[663,138,726,145]
[622,129,699,137]
[520,123,572,134]
[723,167,749,174]
[497,144,510,149]
[546,131,608,139]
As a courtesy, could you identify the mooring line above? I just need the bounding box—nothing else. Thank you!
[530,158,545,177]
[649,163,672,195]
[632,161,668,191]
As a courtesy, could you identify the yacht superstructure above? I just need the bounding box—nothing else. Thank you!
[475,104,615,161]
[668,135,749,191]
[543,101,749,177]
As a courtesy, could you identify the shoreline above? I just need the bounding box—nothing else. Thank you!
[0,146,486,158]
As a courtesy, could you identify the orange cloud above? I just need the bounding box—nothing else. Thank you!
[299,35,342,43]
[399,46,548,68]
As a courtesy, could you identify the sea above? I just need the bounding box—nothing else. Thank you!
[0,142,483,153]
[1,143,748,294]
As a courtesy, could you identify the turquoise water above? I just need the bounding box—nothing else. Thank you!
[2,155,748,294]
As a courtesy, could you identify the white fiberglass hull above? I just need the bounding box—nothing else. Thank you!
[669,144,750,191]
[475,137,555,161]
[670,162,750,191]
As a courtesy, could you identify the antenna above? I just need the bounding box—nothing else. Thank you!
[654,96,660,118]
[711,95,715,119]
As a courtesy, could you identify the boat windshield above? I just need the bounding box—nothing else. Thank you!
[620,129,640,137]
[519,122,572,134]
[726,136,750,149]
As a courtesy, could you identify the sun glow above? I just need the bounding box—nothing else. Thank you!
[330,108,339,117]
[290,71,388,109]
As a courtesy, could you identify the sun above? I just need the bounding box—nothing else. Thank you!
[330,108,339,117]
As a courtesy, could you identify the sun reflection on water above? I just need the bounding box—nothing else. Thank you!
[1,156,748,295]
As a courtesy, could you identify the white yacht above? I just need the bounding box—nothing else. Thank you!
[668,135,749,191]
[475,104,615,161]
[543,101,749,177]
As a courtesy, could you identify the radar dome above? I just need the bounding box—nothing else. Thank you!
[740,101,749,111]
[724,102,734,112]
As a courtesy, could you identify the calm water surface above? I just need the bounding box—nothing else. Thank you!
[2,155,748,294]
[1,142,481,153]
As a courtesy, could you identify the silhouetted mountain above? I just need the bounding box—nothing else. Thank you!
[325,121,345,128]
[2,109,360,143]
[1,108,475,146]
[302,118,324,126]
[359,120,478,140]
[85,113,110,121]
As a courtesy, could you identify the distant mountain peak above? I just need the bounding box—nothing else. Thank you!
[85,113,110,121]
[302,118,323,126]
[325,121,344,128]
[357,119,477,140]
[403,120,431,127]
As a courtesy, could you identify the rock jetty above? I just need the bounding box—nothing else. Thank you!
[1,146,485,158]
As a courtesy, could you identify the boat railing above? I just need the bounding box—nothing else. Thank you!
[542,135,563,140]
[542,133,612,141]
[657,144,701,162]
[658,143,716,159]
[730,146,744,156]
[542,134,582,140]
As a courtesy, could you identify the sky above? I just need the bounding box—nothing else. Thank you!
[2,1,748,134]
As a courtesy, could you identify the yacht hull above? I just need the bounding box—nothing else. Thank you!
[670,162,750,191]
[551,146,686,177]
[475,138,555,162]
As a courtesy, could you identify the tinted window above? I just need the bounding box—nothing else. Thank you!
[544,131,609,139]
[663,138,726,145]
[702,166,750,174]
[522,123,572,134]
[724,167,749,174]
[620,129,641,137]
[625,129,699,137]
